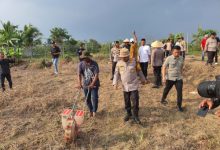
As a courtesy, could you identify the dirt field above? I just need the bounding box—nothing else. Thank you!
[1,56,220,150]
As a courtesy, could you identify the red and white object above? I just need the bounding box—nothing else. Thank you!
[61,109,73,130]
[74,110,85,126]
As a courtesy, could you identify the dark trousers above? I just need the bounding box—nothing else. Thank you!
[215,50,218,63]
[123,90,139,117]
[161,80,183,108]
[207,51,216,64]
[84,87,99,113]
[112,62,117,78]
[165,50,170,57]
[153,66,162,86]
[180,51,185,60]
[1,73,12,89]
[140,62,148,79]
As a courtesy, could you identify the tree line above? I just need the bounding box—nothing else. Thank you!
[0,20,218,58]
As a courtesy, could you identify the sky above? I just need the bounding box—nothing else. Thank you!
[0,0,220,43]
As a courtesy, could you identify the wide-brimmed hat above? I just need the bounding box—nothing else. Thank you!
[151,41,164,48]
[123,38,130,43]
[119,48,129,58]
[80,51,93,59]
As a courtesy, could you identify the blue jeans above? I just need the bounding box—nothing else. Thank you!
[52,57,59,74]
[84,87,99,113]
[202,51,205,61]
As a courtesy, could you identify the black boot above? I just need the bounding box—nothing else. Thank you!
[133,116,141,124]
[124,112,132,122]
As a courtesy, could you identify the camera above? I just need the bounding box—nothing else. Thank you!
[197,75,220,98]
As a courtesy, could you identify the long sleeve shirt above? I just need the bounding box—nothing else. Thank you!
[0,58,15,74]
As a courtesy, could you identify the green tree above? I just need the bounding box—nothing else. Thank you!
[22,24,42,48]
[50,27,70,44]
[0,21,19,46]
[86,39,101,53]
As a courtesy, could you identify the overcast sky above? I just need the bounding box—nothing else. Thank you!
[0,0,219,42]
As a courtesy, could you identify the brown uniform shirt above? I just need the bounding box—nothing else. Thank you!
[205,38,218,52]
[113,59,146,92]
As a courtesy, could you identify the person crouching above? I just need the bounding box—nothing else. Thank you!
[113,48,146,124]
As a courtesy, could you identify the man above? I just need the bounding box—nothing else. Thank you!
[205,32,218,66]
[77,43,86,61]
[175,37,185,60]
[122,38,130,50]
[138,38,151,79]
[78,51,100,117]
[164,39,172,57]
[199,98,220,117]
[214,36,220,64]
[51,41,61,75]
[151,41,165,88]
[201,34,209,61]
[161,46,184,112]
[0,52,15,92]
[129,31,138,61]
[113,48,146,124]
[180,37,187,59]
[110,41,120,80]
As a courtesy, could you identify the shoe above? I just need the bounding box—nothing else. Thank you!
[215,63,218,65]
[152,85,159,89]
[161,100,168,105]
[178,107,184,112]
[124,114,131,122]
[133,117,141,124]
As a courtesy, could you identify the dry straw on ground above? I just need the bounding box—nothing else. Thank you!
[1,56,220,150]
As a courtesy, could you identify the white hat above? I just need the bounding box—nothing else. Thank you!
[123,38,130,43]
[151,41,164,48]
[130,38,134,43]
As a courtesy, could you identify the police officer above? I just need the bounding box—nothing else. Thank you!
[113,48,146,124]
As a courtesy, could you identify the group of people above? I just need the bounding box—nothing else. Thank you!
[1,32,219,125]
[200,32,220,65]
[73,32,185,124]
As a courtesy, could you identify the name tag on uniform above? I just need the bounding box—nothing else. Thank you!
[119,66,125,74]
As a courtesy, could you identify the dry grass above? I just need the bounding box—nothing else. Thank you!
[1,56,220,150]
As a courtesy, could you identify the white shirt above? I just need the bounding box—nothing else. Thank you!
[175,42,184,51]
[138,45,151,62]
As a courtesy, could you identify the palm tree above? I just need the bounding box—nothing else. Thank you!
[22,24,42,48]
[50,27,70,44]
[0,21,20,54]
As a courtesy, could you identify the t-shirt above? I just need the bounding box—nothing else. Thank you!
[205,37,218,52]
[77,48,85,57]
[0,59,15,74]
[201,38,207,49]
[165,42,172,51]
[138,45,151,62]
[175,42,184,51]
[78,60,100,87]
[51,46,61,58]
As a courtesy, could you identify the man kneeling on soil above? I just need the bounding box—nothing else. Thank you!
[78,51,100,117]
[113,48,146,124]
[199,99,220,117]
